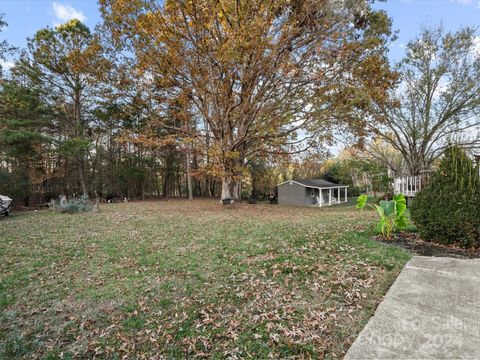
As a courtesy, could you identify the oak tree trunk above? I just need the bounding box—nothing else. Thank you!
[221,175,240,201]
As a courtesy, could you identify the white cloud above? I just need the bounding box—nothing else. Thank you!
[52,2,87,23]
[450,0,472,3]
[473,36,480,56]
[0,60,14,70]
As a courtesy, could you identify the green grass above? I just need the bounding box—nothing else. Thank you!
[0,200,410,358]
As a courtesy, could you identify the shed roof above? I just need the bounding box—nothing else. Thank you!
[278,178,347,188]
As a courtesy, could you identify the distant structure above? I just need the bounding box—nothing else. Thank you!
[393,171,431,198]
[277,179,348,207]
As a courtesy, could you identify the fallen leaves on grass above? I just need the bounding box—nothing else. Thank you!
[0,200,409,358]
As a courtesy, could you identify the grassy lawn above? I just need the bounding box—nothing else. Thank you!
[0,200,410,359]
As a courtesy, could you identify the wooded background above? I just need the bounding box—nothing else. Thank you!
[1,1,478,206]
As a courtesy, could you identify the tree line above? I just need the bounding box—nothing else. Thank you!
[1,1,479,206]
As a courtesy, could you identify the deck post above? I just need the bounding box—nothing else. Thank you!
[344,187,347,203]
[319,189,323,207]
[329,188,332,206]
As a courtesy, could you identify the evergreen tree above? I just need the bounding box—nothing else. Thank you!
[16,19,106,195]
[0,80,52,204]
[411,146,480,248]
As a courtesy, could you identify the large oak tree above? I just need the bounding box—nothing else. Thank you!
[100,0,395,200]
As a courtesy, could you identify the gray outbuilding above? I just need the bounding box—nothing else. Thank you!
[277,179,348,207]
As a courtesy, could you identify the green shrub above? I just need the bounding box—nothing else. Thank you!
[410,146,480,248]
[59,195,94,213]
[349,186,362,197]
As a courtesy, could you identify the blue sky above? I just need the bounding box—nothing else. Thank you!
[0,0,479,69]
[374,0,480,61]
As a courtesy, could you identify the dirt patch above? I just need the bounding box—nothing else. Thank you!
[376,232,480,259]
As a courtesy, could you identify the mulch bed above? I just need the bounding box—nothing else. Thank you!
[375,232,480,259]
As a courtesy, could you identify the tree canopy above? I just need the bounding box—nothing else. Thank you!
[0,3,479,206]
[369,26,480,175]
[99,0,396,199]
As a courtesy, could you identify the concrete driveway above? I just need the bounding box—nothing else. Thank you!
[345,256,480,359]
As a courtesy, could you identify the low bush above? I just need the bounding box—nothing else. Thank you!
[410,146,480,248]
[50,195,94,213]
[62,196,94,213]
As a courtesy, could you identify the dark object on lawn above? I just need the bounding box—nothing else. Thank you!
[222,198,234,205]
[0,195,12,216]
[105,193,118,203]
[268,189,277,204]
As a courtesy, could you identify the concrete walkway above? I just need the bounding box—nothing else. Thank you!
[345,256,480,359]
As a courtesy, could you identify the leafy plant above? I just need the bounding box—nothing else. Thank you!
[356,193,409,239]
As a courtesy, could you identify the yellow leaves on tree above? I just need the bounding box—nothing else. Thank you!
[100,0,397,200]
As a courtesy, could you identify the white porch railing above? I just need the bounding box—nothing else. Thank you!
[394,176,425,197]
[316,187,348,207]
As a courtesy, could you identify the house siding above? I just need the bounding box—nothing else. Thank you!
[278,182,309,206]
[278,182,347,206]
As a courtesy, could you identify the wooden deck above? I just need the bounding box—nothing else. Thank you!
[394,176,426,197]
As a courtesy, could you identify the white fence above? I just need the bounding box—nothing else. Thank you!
[394,176,423,197]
